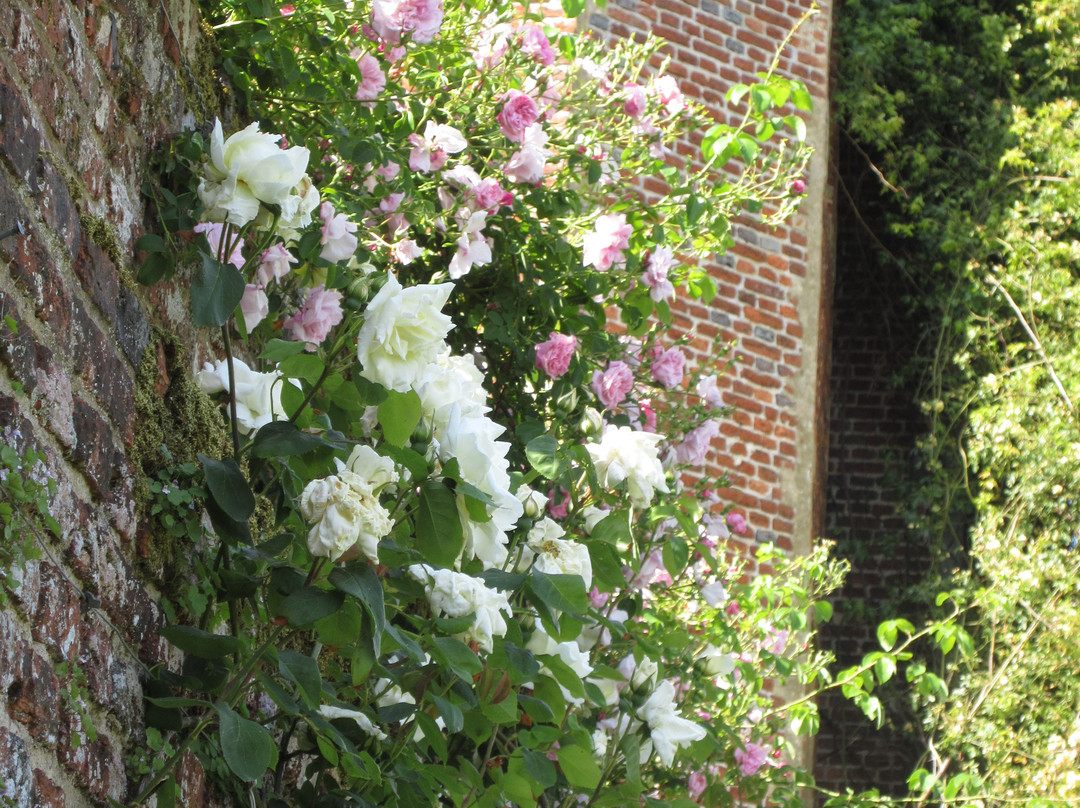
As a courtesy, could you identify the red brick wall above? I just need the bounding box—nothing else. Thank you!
[0,0,219,803]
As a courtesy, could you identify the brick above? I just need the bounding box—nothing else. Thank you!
[70,396,116,496]
[0,728,33,808]
[0,81,42,180]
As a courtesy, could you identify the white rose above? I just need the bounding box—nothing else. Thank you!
[638,679,707,767]
[415,354,489,435]
[317,705,387,741]
[346,444,399,490]
[356,274,455,392]
[585,425,669,507]
[408,564,511,653]
[199,120,310,226]
[516,486,549,519]
[196,358,296,435]
[697,643,735,677]
[526,626,594,706]
[300,470,392,562]
[529,530,593,590]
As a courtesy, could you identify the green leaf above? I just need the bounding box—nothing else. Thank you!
[431,636,482,680]
[557,745,601,790]
[215,703,276,782]
[328,564,386,655]
[259,339,309,362]
[278,587,345,627]
[278,353,326,384]
[192,253,245,328]
[415,479,464,568]
[161,625,240,659]
[561,0,585,17]
[136,233,167,253]
[522,748,557,789]
[278,649,323,709]
[686,194,706,226]
[250,421,327,457]
[525,435,563,479]
[530,571,588,615]
[378,390,423,447]
[198,454,255,522]
[431,694,464,734]
[791,83,813,111]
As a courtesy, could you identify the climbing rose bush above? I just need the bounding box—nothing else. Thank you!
[131,1,839,807]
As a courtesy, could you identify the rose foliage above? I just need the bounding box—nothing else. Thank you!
[131,1,849,806]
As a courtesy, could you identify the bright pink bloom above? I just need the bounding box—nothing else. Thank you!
[791,178,806,194]
[284,285,344,350]
[727,511,747,535]
[591,361,634,409]
[280,4,295,15]
[623,83,647,118]
[257,243,298,286]
[471,178,513,210]
[583,214,633,271]
[319,201,359,263]
[734,741,769,777]
[240,284,268,332]
[547,488,569,519]
[639,400,657,433]
[642,245,676,301]
[371,0,444,44]
[355,52,386,100]
[674,420,720,465]
[519,25,555,65]
[535,332,577,379]
[588,586,610,609]
[650,346,686,389]
[194,222,244,269]
[497,90,540,143]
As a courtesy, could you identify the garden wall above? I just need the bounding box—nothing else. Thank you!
[0,0,221,803]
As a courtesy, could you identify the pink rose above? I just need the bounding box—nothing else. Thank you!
[638,399,657,433]
[726,512,747,535]
[240,284,268,332]
[319,201,359,263]
[283,285,344,350]
[695,374,724,408]
[497,90,540,143]
[194,222,244,269]
[675,420,719,465]
[791,178,806,194]
[390,238,423,265]
[471,178,513,210]
[408,121,467,173]
[734,741,769,778]
[534,332,577,379]
[653,74,685,113]
[371,0,444,44]
[375,161,400,181]
[642,245,676,301]
[687,771,708,802]
[548,488,569,519]
[257,243,298,286]
[591,360,634,409]
[583,214,632,271]
[588,586,610,609]
[355,52,386,100]
[650,346,685,389]
[519,25,555,65]
[504,124,550,184]
[623,83,647,118]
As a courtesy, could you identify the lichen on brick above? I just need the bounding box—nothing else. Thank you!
[78,214,122,269]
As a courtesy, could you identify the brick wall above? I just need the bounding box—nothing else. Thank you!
[813,135,929,799]
[0,0,219,803]
[584,0,834,568]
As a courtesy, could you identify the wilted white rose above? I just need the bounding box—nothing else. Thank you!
[408,564,511,653]
[300,468,392,562]
[586,425,669,507]
[318,705,388,741]
[356,274,454,392]
[638,679,707,767]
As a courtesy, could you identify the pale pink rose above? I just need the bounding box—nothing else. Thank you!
[473,32,509,69]
[408,121,467,173]
[519,25,555,66]
[591,361,634,409]
[497,90,540,143]
[630,549,670,588]
[653,74,685,114]
[355,52,387,100]
[623,82,647,118]
[319,202,359,263]
[582,214,633,271]
[674,420,719,465]
[371,0,444,44]
[534,332,577,379]
[387,45,407,62]
[734,741,769,777]
[588,586,610,609]
[642,245,676,301]
[727,511,747,535]
[639,399,657,433]
[471,178,512,210]
[380,192,405,213]
[240,284,269,332]
[283,285,344,350]
[194,222,244,269]
[390,238,423,265]
[257,243,298,286]
[504,124,551,184]
[650,346,685,389]
[448,234,491,279]
[695,374,724,408]
[688,771,708,801]
[548,488,569,519]
[375,161,400,181]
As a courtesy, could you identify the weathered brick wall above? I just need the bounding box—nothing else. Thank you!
[584,0,834,569]
[0,0,219,803]
[814,135,929,799]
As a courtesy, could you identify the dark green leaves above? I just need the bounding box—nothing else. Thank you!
[199,454,255,522]
[216,703,276,782]
[329,563,386,655]
[250,421,327,457]
[415,479,463,568]
[525,435,563,479]
[161,625,240,659]
[278,587,345,627]
[192,253,245,328]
